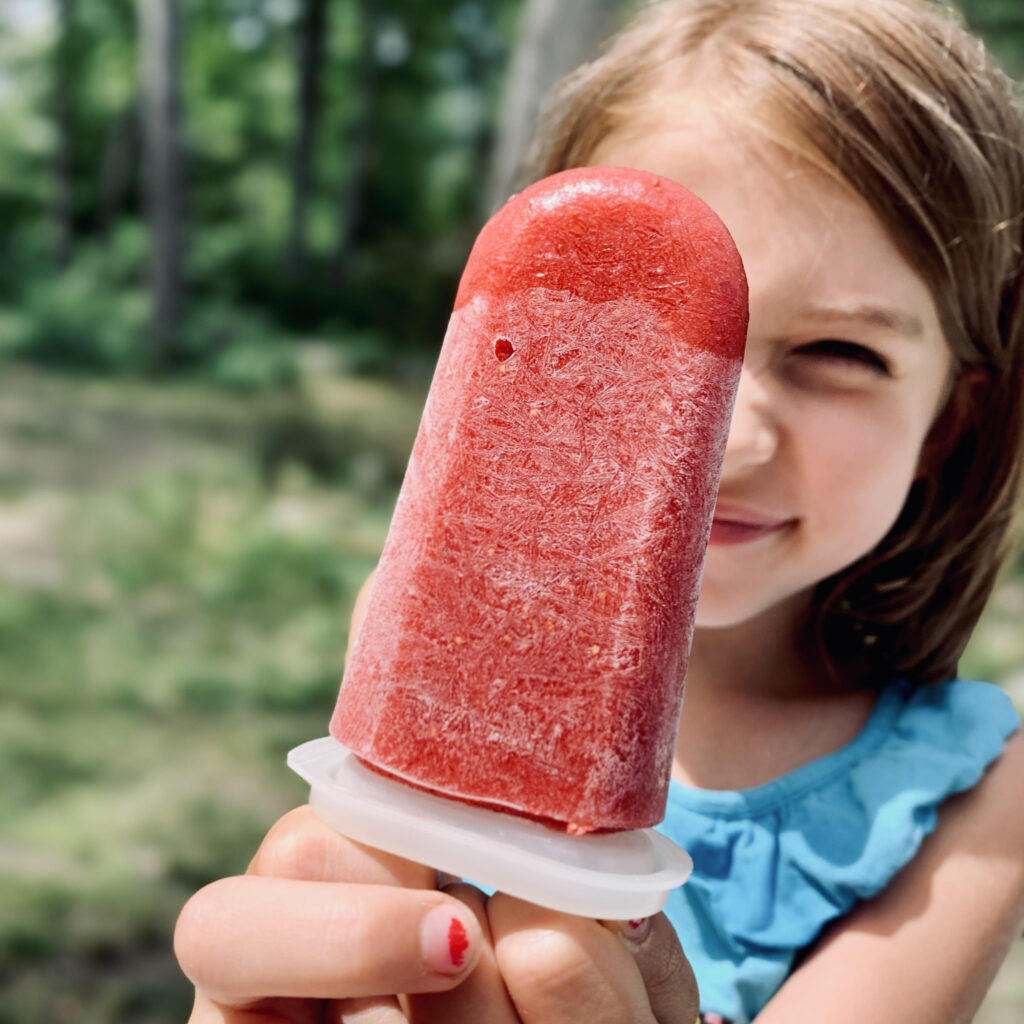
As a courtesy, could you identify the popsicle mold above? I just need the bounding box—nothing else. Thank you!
[330,166,748,833]
[289,736,693,918]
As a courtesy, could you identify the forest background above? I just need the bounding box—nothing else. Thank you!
[0,1,1023,1022]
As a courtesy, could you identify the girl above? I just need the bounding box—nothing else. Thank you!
[174,1,1024,1021]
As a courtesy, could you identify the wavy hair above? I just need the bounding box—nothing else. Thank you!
[519,0,1024,686]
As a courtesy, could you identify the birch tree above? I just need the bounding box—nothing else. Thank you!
[52,0,76,267]
[137,0,184,360]
[286,0,328,277]
[333,0,379,284]
[485,0,628,212]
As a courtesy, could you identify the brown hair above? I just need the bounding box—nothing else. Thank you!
[520,0,1024,686]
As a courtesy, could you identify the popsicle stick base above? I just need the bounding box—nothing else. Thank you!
[288,736,692,919]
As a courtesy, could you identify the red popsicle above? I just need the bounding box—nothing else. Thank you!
[331,166,747,833]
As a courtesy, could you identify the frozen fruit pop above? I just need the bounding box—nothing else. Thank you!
[331,166,747,833]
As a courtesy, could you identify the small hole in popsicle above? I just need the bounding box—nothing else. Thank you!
[494,337,514,361]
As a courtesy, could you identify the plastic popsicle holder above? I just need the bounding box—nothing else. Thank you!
[288,735,692,919]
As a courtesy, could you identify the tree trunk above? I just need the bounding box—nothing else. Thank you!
[286,0,328,278]
[136,0,185,362]
[98,104,139,238]
[52,0,76,267]
[333,1,379,285]
[485,0,628,213]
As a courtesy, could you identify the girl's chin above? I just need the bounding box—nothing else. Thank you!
[694,585,816,632]
[693,602,766,631]
[693,610,759,632]
[693,586,771,630]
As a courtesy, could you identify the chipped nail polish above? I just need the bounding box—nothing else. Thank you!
[421,904,472,975]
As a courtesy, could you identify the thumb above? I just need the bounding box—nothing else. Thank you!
[613,914,700,1024]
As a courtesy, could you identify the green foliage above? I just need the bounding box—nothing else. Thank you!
[205,336,300,390]
[9,274,149,373]
[181,302,300,389]
[0,0,1021,375]
[0,0,521,373]
[0,367,422,1021]
[958,0,1024,78]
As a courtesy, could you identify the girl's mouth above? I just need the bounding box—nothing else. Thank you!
[709,506,796,546]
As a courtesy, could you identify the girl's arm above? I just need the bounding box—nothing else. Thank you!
[756,728,1024,1024]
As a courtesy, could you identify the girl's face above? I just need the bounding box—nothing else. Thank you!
[590,116,954,630]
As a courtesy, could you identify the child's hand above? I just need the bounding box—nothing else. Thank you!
[174,805,483,1022]
[409,882,700,1023]
[175,805,699,1023]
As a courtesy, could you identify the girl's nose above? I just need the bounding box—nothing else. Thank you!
[722,367,779,470]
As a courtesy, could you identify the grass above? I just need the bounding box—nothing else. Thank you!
[0,361,423,1023]
[0,361,1021,1023]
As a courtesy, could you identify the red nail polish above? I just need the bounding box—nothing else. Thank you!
[422,905,474,975]
[620,916,651,942]
[448,916,469,968]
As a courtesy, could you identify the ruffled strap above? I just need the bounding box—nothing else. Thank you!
[799,679,1020,904]
[661,679,1020,1023]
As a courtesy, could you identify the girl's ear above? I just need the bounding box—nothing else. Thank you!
[915,366,988,479]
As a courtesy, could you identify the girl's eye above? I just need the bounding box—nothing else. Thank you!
[796,339,892,376]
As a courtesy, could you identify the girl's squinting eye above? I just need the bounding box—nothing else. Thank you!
[797,339,892,376]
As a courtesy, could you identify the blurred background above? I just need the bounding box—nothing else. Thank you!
[0,1,1022,1021]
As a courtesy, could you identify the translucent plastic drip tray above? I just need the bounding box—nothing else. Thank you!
[288,736,692,919]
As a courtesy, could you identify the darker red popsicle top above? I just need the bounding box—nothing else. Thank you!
[455,166,747,360]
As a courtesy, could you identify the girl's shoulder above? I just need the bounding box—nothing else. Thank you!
[869,678,1021,818]
[659,679,1022,1022]
[762,697,1024,1023]
[668,678,1019,833]
[892,676,1020,752]
[663,676,1021,930]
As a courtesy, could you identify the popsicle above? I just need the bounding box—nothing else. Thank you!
[331,166,747,834]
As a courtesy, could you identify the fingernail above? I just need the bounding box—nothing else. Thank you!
[619,917,651,943]
[420,904,473,976]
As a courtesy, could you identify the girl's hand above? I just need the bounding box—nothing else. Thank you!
[408,882,699,1024]
[174,805,484,1023]
[175,805,699,1023]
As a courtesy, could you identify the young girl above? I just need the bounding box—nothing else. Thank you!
[174,1,1024,1021]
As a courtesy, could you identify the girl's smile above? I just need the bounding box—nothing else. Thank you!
[590,114,954,632]
[709,503,798,546]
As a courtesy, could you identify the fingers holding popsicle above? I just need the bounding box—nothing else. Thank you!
[175,875,482,1007]
[175,804,478,1022]
[398,886,698,1024]
[483,894,698,1024]
[404,882,520,1023]
[247,804,435,889]
[607,913,700,1024]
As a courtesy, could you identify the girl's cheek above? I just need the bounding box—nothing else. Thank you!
[803,400,926,530]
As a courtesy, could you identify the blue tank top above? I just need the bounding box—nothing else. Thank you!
[656,678,1020,1023]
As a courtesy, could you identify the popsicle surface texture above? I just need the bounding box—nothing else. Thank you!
[331,166,748,833]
